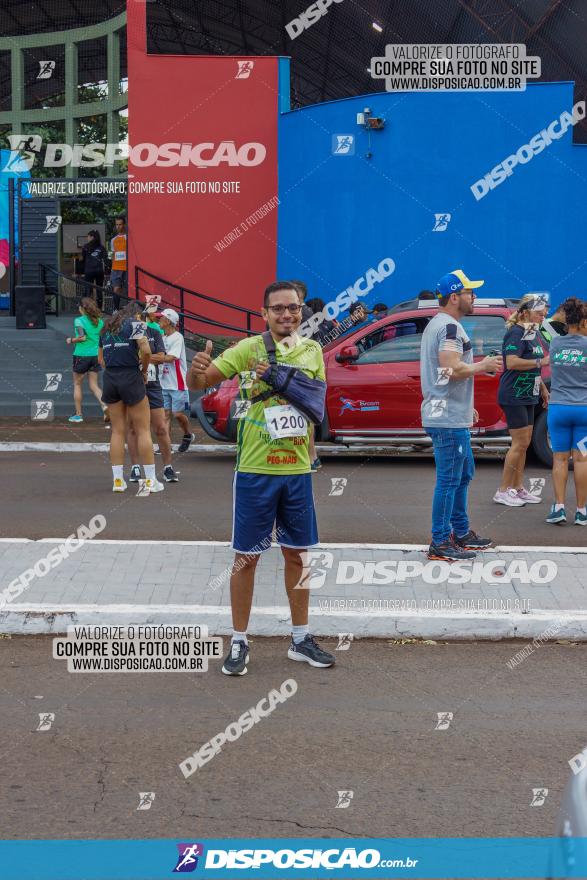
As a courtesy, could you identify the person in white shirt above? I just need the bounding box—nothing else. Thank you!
[156,308,194,453]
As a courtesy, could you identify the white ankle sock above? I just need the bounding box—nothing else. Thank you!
[554,503,565,511]
[232,630,247,645]
[577,507,586,515]
[112,465,123,480]
[143,464,156,481]
[292,624,309,644]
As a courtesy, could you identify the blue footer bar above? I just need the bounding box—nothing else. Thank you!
[1,838,586,879]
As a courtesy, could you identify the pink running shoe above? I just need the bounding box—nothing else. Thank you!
[516,487,542,504]
[493,488,526,506]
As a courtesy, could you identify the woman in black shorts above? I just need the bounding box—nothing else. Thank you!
[494,294,550,506]
[66,297,108,424]
[98,302,162,494]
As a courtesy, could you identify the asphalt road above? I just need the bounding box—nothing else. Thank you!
[0,452,584,546]
[1,637,585,839]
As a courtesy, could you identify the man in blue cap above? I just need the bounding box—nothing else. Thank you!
[420,269,503,560]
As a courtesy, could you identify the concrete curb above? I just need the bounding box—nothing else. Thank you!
[3,603,587,640]
[0,442,426,454]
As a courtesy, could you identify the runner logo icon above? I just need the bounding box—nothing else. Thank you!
[236,61,254,79]
[37,60,56,79]
[43,215,62,234]
[36,712,55,731]
[332,134,355,155]
[295,551,334,590]
[335,790,354,808]
[137,792,155,810]
[3,134,42,171]
[173,843,204,872]
[329,477,347,496]
[530,787,548,806]
[31,400,54,420]
[432,213,451,231]
[435,712,453,730]
[44,373,62,391]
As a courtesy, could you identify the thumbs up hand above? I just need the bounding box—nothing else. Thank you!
[191,339,213,373]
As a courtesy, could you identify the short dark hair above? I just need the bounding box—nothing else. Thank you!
[418,290,435,300]
[437,292,451,307]
[372,302,388,313]
[263,281,300,309]
[115,215,126,223]
[349,301,367,316]
[561,296,587,326]
[306,297,325,314]
[290,279,308,300]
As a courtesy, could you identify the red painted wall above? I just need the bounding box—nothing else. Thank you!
[127,3,278,336]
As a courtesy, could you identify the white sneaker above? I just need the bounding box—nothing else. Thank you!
[493,488,526,506]
[112,478,127,493]
[516,487,542,504]
[145,478,164,493]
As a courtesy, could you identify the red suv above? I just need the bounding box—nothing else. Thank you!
[194,298,552,467]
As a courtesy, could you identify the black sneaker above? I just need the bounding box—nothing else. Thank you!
[129,465,141,483]
[428,539,476,561]
[177,433,195,453]
[163,465,179,482]
[221,640,249,676]
[452,530,494,550]
[288,634,335,668]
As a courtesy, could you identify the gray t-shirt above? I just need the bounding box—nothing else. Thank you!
[421,312,474,428]
[549,334,587,405]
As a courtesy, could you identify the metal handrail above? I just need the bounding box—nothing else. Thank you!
[135,265,262,336]
[39,264,261,346]
[136,266,262,317]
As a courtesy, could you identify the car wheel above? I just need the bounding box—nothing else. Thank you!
[531,409,552,468]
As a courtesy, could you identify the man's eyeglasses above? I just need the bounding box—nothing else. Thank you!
[267,304,302,315]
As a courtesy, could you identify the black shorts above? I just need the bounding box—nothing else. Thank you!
[102,367,146,406]
[72,355,101,374]
[146,382,164,410]
[501,403,535,430]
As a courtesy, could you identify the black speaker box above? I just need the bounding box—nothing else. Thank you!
[15,285,46,329]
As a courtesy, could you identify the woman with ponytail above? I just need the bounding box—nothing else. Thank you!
[99,302,161,494]
[545,297,587,525]
[66,297,108,423]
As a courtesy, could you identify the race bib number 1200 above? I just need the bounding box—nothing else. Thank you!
[264,405,307,440]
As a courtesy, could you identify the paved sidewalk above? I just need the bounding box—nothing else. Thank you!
[1,539,586,639]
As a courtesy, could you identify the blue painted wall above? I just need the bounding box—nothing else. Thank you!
[277,82,587,310]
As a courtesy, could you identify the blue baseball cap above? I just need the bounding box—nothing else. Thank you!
[436,269,484,299]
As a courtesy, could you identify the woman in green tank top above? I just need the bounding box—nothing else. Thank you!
[66,297,108,423]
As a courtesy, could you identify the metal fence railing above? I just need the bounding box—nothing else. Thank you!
[39,264,262,357]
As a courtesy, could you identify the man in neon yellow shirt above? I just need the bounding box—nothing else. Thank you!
[188,281,335,676]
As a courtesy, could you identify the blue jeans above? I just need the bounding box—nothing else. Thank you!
[427,428,475,545]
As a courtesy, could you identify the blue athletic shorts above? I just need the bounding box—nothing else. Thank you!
[162,389,189,412]
[548,403,587,452]
[231,472,319,554]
